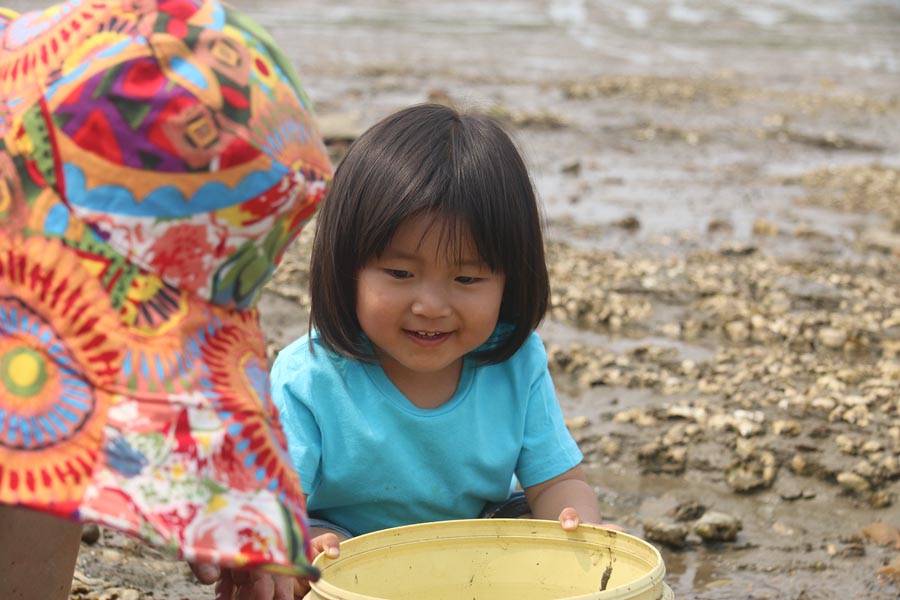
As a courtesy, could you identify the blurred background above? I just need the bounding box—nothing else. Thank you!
[245,0,899,252]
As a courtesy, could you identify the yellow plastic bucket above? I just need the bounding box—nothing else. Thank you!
[307,519,674,600]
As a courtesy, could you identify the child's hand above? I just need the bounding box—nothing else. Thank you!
[311,530,342,559]
[557,507,625,532]
[291,531,343,597]
[189,562,295,599]
[190,530,342,599]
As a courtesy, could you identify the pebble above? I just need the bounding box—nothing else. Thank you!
[643,520,690,548]
[81,523,101,545]
[817,327,848,349]
[836,471,871,494]
[693,511,743,542]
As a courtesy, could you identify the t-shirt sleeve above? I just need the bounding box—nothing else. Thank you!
[514,336,583,488]
[271,347,323,495]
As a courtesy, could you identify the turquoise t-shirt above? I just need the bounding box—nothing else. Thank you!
[271,330,583,537]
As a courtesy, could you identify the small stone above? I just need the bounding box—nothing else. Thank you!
[840,543,866,558]
[724,321,750,343]
[779,483,814,502]
[613,215,641,231]
[669,500,707,522]
[835,434,858,455]
[811,397,837,412]
[643,520,690,548]
[790,454,810,475]
[560,158,582,175]
[861,521,900,547]
[772,420,801,437]
[693,511,743,542]
[565,415,591,430]
[837,471,871,494]
[861,440,884,454]
[81,523,101,545]
[662,322,682,338]
[752,219,779,236]
[599,437,621,457]
[817,327,848,349]
[870,490,895,509]
[707,218,733,233]
[878,556,900,583]
[772,521,797,536]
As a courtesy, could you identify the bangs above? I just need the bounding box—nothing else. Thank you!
[354,113,527,276]
[407,212,504,273]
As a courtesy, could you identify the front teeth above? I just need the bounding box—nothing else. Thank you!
[416,331,440,337]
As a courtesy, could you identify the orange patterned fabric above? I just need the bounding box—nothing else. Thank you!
[0,0,332,577]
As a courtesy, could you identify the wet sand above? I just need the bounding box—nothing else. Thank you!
[3,1,900,598]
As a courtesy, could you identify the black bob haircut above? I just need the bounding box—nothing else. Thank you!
[309,103,550,364]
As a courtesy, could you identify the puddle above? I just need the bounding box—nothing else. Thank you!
[540,319,717,363]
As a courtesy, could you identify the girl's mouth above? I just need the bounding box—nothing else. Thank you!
[405,329,450,342]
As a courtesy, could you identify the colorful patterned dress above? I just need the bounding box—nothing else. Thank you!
[0,0,332,577]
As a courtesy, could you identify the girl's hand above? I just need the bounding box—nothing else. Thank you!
[291,532,343,597]
[557,507,625,532]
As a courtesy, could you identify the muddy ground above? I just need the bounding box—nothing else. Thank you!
[5,0,900,598]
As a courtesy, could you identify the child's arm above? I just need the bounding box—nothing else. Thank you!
[524,464,606,530]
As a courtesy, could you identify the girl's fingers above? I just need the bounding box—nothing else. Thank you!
[312,532,341,558]
[558,507,580,530]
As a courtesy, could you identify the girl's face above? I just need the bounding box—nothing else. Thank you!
[356,214,505,398]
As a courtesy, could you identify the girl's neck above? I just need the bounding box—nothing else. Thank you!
[380,358,464,409]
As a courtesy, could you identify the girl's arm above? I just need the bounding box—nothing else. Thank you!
[524,464,604,530]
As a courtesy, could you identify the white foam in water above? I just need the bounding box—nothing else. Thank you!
[666,2,714,25]
[549,0,587,25]
[736,5,786,28]
[623,6,650,29]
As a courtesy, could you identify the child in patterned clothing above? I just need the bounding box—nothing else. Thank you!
[0,1,331,598]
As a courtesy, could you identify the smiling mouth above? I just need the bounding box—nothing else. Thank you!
[414,330,442,338]
[405,329,448,340]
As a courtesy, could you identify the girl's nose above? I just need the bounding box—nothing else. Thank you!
[411,284,452,318]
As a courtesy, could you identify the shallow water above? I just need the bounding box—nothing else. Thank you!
[235,0,900,257]
[7,0,898,253]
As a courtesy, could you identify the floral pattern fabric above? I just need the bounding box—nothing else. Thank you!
[0,0,332,577]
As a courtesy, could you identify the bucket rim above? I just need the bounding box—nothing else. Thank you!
[310,518,668,600]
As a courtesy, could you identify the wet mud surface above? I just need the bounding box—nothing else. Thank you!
[4,0,900,598]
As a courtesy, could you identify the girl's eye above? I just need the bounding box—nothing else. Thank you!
[387,269,412,279]
[455,276,481,285]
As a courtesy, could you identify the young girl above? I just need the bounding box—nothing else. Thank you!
[273,103,608,585]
